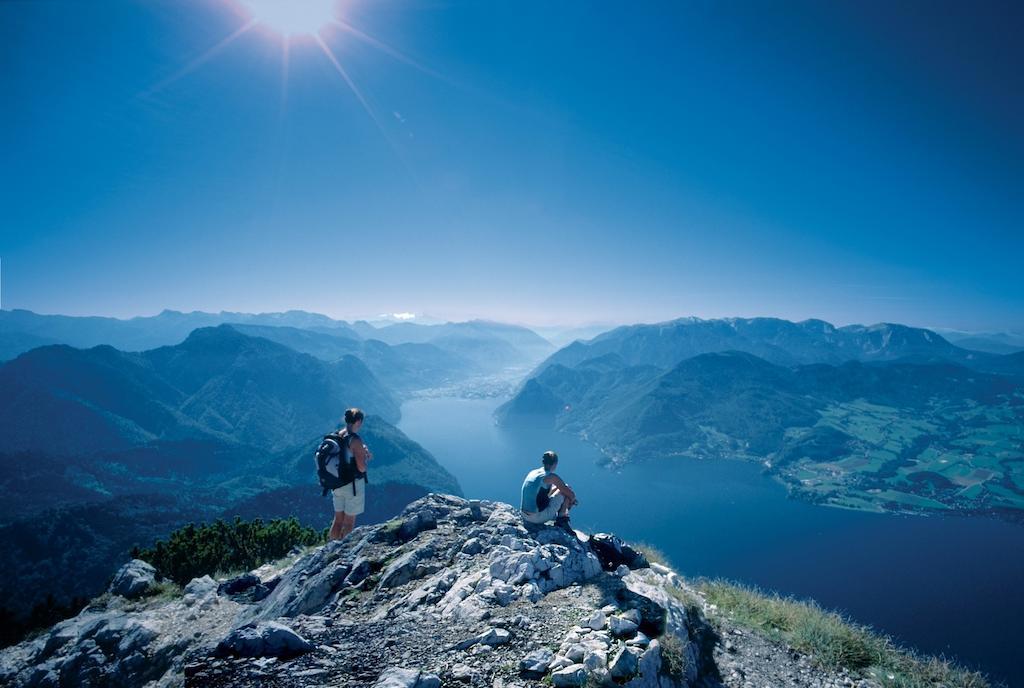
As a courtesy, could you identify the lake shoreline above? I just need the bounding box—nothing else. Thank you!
[399,393,1024,686]
[499,406,1024,524]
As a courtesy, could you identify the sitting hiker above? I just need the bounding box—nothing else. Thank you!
[315,408,374,541]
[520,450,577,531]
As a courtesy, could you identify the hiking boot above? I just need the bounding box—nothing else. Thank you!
[554,515,573,533]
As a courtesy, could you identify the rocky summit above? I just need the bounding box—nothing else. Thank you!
[0,494,886,688]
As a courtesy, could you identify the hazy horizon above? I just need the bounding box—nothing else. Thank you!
[3,304,1021,338]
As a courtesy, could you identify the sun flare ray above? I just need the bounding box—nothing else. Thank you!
[313,34,382,130]
[328,19,450,84]
[313,34,418,180]
[141,3,425,178]
[279,39,290,118]
[141,19,257,98]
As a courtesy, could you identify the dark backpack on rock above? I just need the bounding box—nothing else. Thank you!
[315,431,363,496]
[588,532,649,571]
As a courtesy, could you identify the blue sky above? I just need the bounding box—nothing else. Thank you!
[1,0,1021,330]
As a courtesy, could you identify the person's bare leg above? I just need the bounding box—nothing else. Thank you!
[550,488,571,518]
[565,485,577,513]
[329,511,346,540]
[339,513,357,540]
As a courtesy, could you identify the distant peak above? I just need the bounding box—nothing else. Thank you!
[798,318,836,331]
[181,324,247,343]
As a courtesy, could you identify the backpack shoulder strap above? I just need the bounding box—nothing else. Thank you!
[321,434,343,450]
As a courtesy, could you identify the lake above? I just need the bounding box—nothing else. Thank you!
[399,395,1024,686]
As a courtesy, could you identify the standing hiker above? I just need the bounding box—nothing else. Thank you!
[315,408,373,541]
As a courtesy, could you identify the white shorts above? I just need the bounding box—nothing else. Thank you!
[332,478,365,515]
[522,493,565,524]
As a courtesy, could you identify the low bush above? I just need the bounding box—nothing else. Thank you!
[131,516,323,585]
[658,632,690,679]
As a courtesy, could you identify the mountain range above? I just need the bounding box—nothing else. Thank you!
[535,317,1022,374]
[348,319,555,374]
[0,308,566,629]
[228,324,491,392]
[934,328,1024,355]
[3,309,1022,648]
[0,308,361,356]
[500,317,1024,516]
[0,309,556,383]
[0,324,460,626]
[1,325,398,456]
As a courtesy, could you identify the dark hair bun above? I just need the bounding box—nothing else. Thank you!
[344,408,365,425]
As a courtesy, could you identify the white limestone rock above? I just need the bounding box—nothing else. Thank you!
[551,663,588,687]
[584,610,608,630]
[108,560,157,599]
[609,646,641,680]
[519,647,554,674]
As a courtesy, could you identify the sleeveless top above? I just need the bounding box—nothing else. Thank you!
[520,467,551,512]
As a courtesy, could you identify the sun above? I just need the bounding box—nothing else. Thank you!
[149,0,442,165]
[239,0,337,36]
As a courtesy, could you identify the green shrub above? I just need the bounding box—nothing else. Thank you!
[131,516,323,585]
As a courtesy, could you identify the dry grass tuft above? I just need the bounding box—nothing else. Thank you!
[697,579,991,688]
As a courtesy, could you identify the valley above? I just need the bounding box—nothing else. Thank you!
[1,309,1022,681]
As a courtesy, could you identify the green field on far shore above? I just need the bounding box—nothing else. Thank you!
[774,400,1024,515]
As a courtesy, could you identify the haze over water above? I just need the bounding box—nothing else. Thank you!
[400,395,1024,686]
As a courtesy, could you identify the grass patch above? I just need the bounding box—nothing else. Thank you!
[146,580,182,601]
[659,633,689,679]
[633,542,671,568]
[212,567,248,581]
[664,583,704,622]
[342,579,364,597]
[697,579,990,688]
[359,574,380,591]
